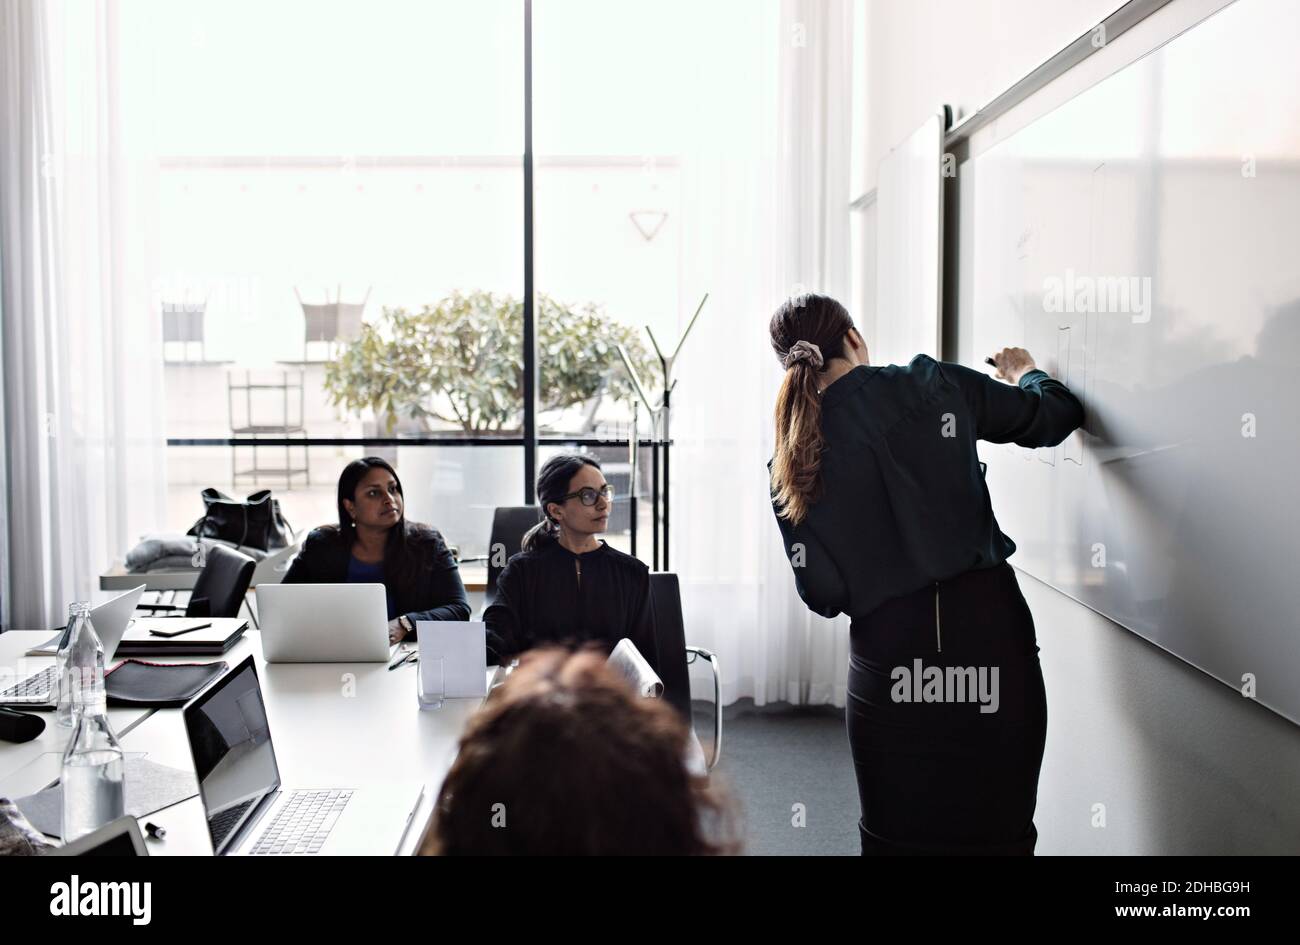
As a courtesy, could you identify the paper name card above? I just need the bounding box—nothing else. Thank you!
[416,620,487,700]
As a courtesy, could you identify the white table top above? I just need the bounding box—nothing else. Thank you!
[0,628,494,855]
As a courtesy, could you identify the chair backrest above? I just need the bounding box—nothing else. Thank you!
[161,301,205,343]
[300,302,339,342]
[187,544,257,619]
[297,287,370,343]
[648,572,693,722]
[485,506,543,605]
[334,300,366,340]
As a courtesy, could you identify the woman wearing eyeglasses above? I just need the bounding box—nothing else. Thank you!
[483,453,659,674]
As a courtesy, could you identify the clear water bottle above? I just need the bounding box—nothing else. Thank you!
[59,604,124,841]
[55,603,94,728]
[61,708,125,842]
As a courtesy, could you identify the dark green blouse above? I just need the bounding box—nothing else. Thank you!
[770,355,1084,620]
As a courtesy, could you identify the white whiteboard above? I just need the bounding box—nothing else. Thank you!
[957,0,1300,724]
[875,110,945,366]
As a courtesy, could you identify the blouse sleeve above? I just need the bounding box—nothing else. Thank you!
[482,559,525,667]
[944,362,1084,448]
[768,474,849,618]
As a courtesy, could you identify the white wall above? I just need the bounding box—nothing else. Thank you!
[862,0,1300,854]
[862,0,1121,192]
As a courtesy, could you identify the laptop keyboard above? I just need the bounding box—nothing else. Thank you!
[0,665,57,702]
[249,790,354,855]
[209,798,257,851]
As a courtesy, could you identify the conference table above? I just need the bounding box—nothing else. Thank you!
[0,629,497,855]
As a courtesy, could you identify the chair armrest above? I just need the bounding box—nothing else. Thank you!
[684,645,721,770]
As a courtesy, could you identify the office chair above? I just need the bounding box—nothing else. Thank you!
[136,544,257,620]
[649,572,721,771]
[458,506,543,612]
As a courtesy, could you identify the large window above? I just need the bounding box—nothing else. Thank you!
[126,0,524,551]
[124,0,747,562]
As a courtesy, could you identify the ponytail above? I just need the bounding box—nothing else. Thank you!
[771,358,827,525]
[767,294,856,525]
[521,517,559,553]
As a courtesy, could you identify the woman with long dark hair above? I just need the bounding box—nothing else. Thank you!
[284,456,470,643]
[482,452,659,672]
[768,293,1084,855]
[422,647,739,855]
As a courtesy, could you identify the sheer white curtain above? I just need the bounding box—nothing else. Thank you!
[673,0,855,705]
[0,0,165,628]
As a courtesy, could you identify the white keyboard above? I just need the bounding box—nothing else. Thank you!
[0,665,57,704]
[249,789,353,855]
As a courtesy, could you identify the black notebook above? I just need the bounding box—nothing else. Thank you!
[105,659,228,708]
[115,617,248,656]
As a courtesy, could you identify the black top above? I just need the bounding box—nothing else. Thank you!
[483,539,659,672]
[770,355,1084,620]
[282,523,471,629]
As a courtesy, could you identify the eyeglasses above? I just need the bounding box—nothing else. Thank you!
[559,484,615,506]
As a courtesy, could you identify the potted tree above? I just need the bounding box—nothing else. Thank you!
[323,290,659,552]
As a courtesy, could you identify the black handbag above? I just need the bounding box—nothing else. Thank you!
[186,488,294,552]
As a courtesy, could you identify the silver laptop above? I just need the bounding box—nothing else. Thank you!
[0,585,146,708]
[183,655,423,856]
[257,583,391,662]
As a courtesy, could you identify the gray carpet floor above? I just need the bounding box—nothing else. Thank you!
[692,699,860,856]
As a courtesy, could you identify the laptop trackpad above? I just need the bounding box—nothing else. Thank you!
[320,785,423,855]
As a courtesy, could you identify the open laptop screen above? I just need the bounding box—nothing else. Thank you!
[182,656,281,855]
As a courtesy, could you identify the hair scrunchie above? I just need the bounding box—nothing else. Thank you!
[782,339,824,371]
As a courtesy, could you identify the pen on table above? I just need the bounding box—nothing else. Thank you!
[148,621,211,638]
[144,821,166,840]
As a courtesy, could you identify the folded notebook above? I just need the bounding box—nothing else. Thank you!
[105,659,227,708]
[607,638,664,698]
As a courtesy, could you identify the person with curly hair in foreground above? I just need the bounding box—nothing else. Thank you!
[422,647,740,856]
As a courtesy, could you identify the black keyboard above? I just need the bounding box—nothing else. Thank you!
[208,798,256,851]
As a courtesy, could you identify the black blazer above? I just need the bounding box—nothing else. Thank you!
[283,523,471,629]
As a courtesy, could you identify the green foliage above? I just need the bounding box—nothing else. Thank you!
[324,290,661,433]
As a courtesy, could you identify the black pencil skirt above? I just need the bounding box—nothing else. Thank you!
[846,561,1047,855]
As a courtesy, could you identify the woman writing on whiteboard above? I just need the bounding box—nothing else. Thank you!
[768,294,1083,855]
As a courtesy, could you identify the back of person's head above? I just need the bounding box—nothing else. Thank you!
[519,452,602,552]
[768,293,856,525]
[423,648,740,856]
